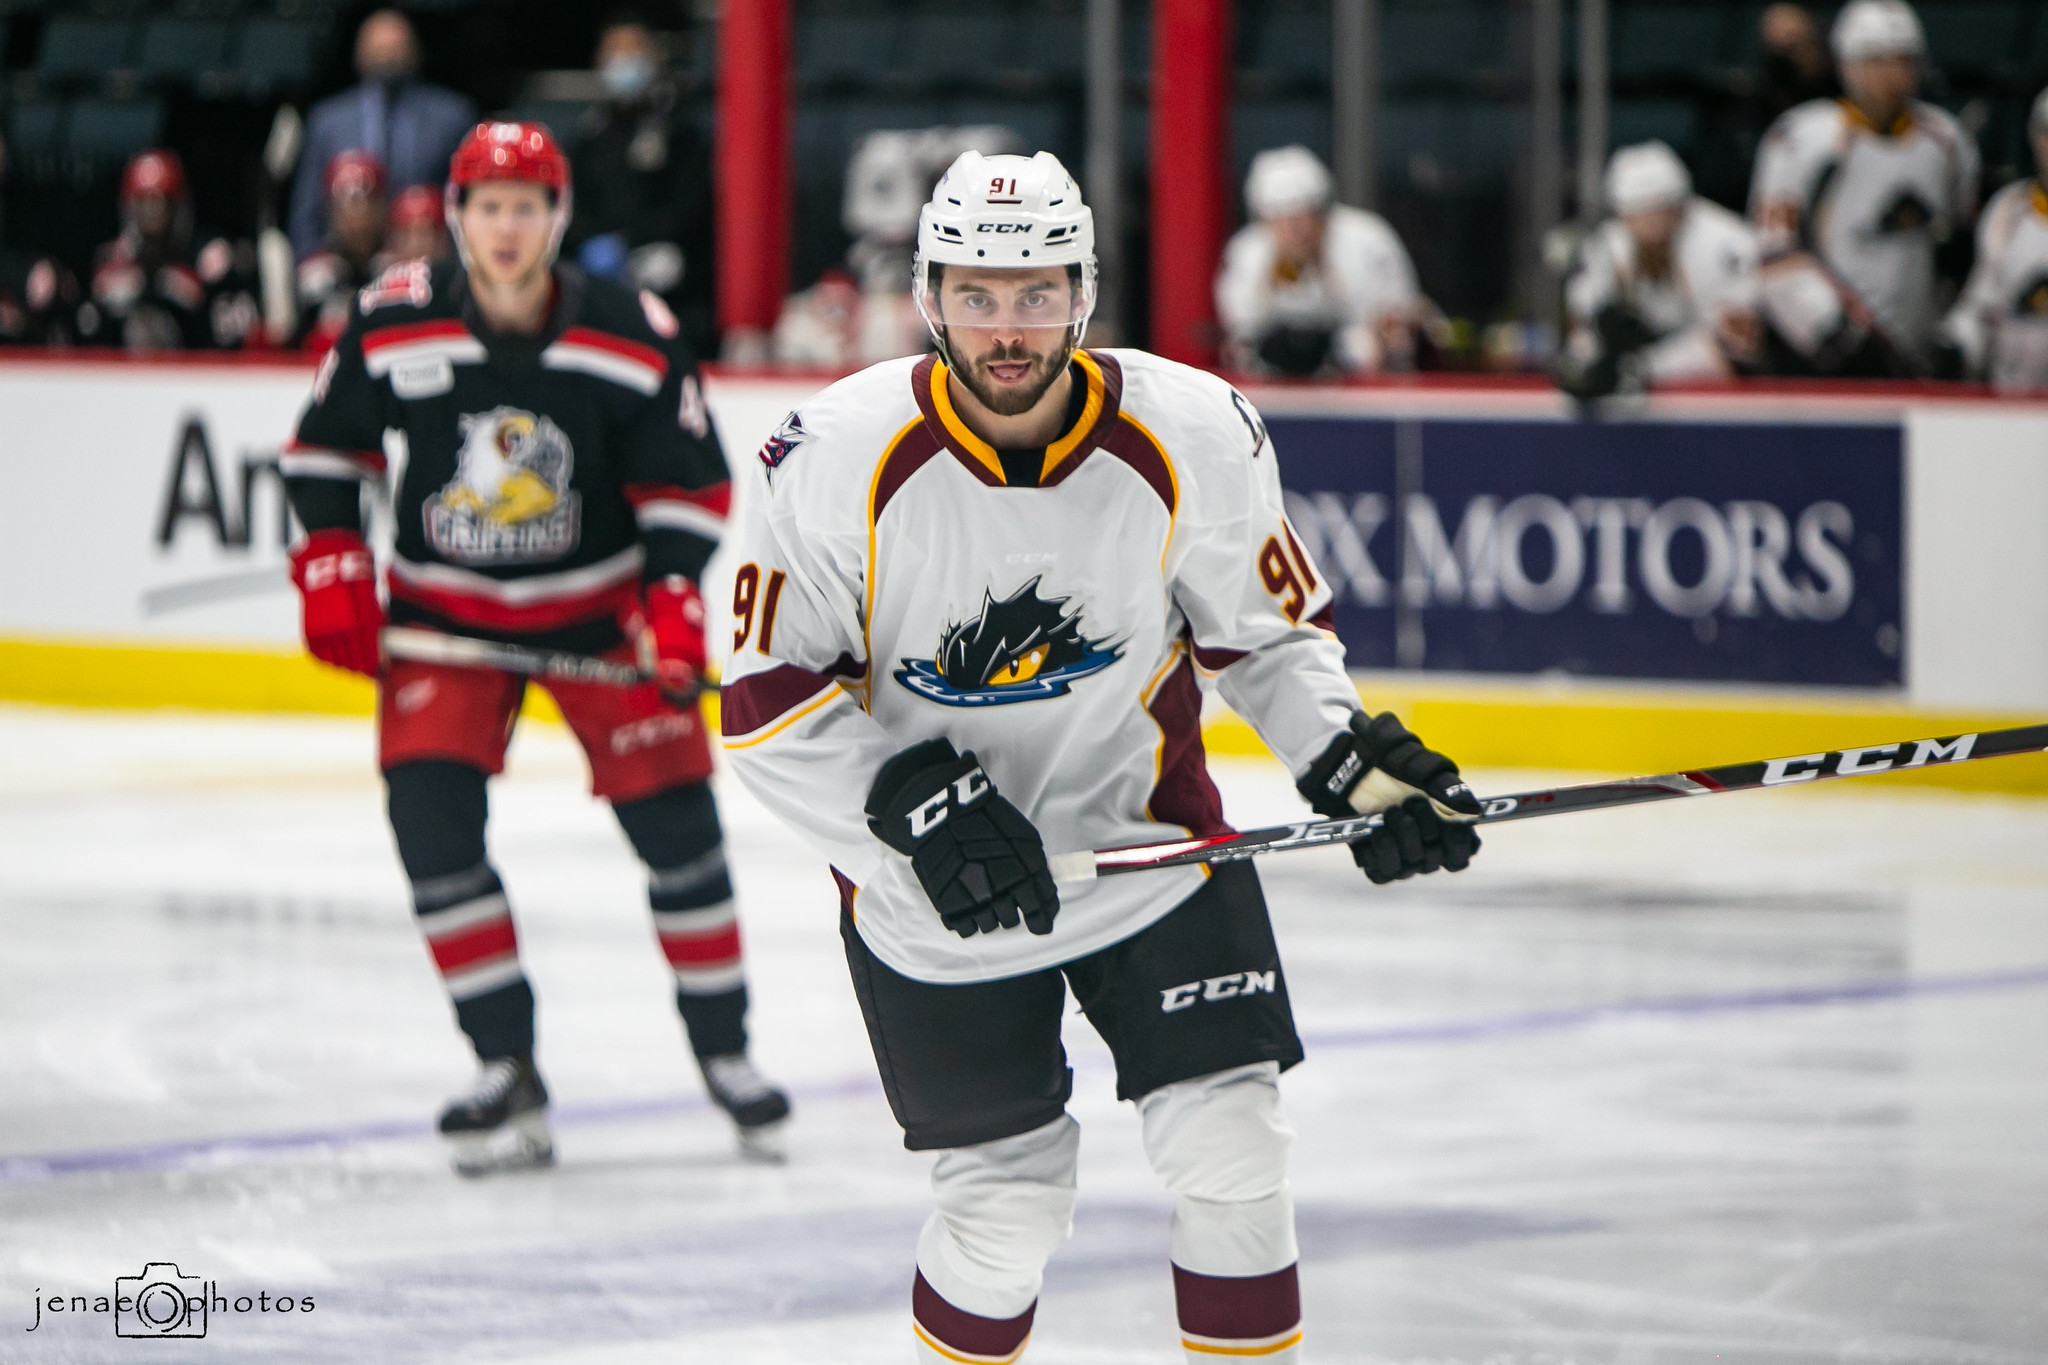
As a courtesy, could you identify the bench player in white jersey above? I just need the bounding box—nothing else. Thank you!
[1942,89,2048,392]
[1214,145,1426,376]
[719,151,1482,1363]
[1562,141,1762,397]
[1749,0,1978,374]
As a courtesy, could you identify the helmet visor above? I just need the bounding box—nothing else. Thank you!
[914,263,1097,336]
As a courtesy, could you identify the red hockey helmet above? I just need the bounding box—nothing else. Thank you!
[388,183,443,231]
[444,121,573,269]
[447,121,570,199]
[323,149,387,200]
[121,149,187,207]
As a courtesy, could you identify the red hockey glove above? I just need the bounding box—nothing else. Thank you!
[288,529,383,677]
[634,575,708,702]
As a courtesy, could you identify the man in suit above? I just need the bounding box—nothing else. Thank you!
[289,9,474,259]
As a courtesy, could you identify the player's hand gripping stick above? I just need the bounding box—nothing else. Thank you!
[866,739,1061,938]
[631,575,709,705]
[1297,711,1483,883]
[289,529,383,677]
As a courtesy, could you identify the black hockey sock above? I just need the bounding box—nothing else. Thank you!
[387,761,535,1062]
[614,783,749,1059]
[675,986,748,1059]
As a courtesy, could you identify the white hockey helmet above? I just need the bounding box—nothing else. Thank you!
[912,150,1097,362]
[1245,144,1332,220]
[1606,141,1692,214]
[1831,0,1924,62]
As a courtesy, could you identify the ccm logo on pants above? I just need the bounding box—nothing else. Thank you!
[1161,971,1278,1013]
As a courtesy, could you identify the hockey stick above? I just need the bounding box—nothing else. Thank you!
[380,627,719,697]
[1046,722,2048,884]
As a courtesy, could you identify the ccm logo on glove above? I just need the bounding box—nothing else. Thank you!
[866,738,1060,939]
[908,765,990,838]
[1299,710,1483,884]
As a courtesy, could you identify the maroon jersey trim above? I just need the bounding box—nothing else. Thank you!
[1144,649,1230,838]
[1098,412,1178,514]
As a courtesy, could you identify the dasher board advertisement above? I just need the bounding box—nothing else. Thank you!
[1271,416,1904,687]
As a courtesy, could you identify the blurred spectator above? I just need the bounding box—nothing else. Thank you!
[1560,143,1761,398]
[0,133,83,346]
[80,150,259,352]
[1942,90,2048,390]
[379,184,452,268]
[1759,4,1836,119]
[772,126,1010,368]
[296,151,388,354]
[290,10,474,259]
[1750,0,1977,375]
[1216,145,1427,376]
[567,16,716,356]
[1697,4,1840,206]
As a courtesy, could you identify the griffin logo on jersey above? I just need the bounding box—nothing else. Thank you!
[425,407,580,563]
[896,577,1122,707]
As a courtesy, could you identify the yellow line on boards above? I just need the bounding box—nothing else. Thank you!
[1203,692,2048,796]
[0,635,581,724]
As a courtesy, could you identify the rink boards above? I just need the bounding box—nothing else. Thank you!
[1,358,2044,790]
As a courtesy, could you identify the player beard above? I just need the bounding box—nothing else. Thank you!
[953,335,1074,417]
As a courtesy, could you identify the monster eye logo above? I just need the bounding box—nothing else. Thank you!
[896,577,1123,707]
[2019,275,2048,316]
[1874,191,1934,236]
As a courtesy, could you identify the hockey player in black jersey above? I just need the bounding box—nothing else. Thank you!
[281,121,788,1173]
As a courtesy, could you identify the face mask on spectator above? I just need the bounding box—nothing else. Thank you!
[602,55,655,100]
[362,57,414,89]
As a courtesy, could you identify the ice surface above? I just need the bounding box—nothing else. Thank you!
[2,704,2045,1364]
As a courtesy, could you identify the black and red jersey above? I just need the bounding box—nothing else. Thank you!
[282,259,729,652]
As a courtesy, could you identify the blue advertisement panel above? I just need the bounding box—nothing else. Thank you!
[1269,416,1903,687]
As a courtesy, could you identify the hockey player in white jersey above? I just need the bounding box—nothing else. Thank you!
[720,151,1482,1362]
[1942,88,2048,392]
[1562,141,1762,397]
[1215,144,1426,376]
[1749,0,1978,373]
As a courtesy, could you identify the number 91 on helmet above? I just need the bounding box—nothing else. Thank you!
[911,151,1097,360]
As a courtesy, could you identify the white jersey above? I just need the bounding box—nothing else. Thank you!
[1215,204,1420,372]
[1566,197,1761,380]
[719,349,1356,984]
[1943,177,2048,392]
[1750,98,1979,361]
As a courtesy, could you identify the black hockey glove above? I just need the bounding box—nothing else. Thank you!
[866,739,1060,938]
[1297,711,1483,884]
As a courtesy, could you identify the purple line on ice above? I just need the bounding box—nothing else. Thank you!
[5,967,2043,1184]
[1298,964,2048,1049]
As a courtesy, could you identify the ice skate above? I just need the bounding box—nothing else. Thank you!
[699,1053,791,1163]
[438,1054,554,1176]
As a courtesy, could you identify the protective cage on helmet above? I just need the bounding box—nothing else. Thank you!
[911,150,1098,366]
